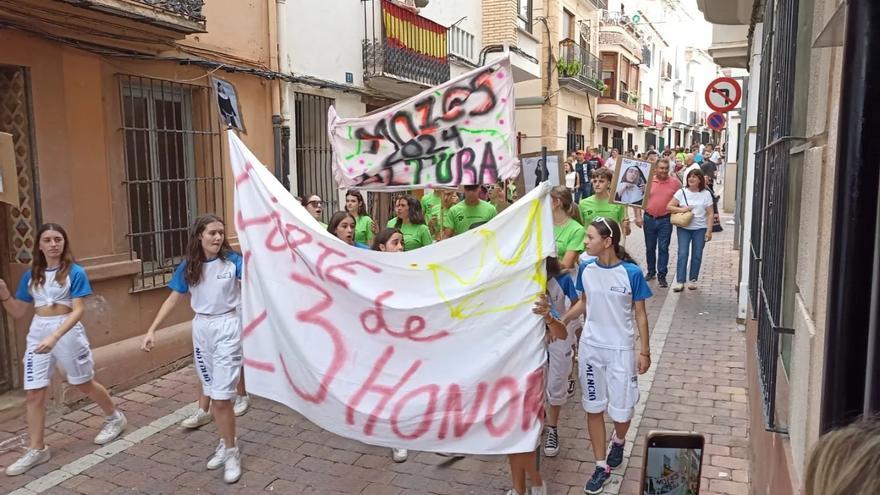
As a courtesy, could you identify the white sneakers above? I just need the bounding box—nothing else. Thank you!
[207,438,229,470]
[504,486,546,495]
[688,281,698,290]
[672,282,685,292]
[94,411,127,445]
[233,395,251,417]
[5,447,50,476]
[206,438,242,483]
[181,408,213,429]
[391,448,408,462]
[183,396,249,428]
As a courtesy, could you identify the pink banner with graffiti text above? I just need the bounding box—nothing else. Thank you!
[328,57,518,191]
[229,131,554,454]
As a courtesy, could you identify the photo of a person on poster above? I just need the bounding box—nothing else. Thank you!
[614,159,651,207]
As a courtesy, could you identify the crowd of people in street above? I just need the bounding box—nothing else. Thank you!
[2,136,880,495]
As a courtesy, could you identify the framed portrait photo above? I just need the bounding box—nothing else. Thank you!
[612,157,655,208]
[517,150,565,195]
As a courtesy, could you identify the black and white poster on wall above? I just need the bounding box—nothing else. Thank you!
[212,76,246,133]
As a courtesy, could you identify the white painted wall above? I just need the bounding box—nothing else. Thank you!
[737,22,762,321]
[286,1,365,86]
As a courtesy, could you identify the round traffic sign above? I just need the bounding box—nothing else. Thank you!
[707,112,727,131]
[705,77,742,113]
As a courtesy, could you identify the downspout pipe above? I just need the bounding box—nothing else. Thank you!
[820,0,880,433]
[276,0,293,192]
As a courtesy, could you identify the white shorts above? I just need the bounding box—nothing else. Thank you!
[192,312,243,400]
[23,315,95,390]
[546,323,578,406]
[578,341,639,423]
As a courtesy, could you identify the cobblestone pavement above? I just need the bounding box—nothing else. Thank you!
[0,216,749,495]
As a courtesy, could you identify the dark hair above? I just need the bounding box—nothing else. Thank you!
[327,211,356,242]
[590,218,636,264]
[646,150,658,158]
[550,185,582,224]
[31,223,75,290]
[393,195,425,227]
[372,228,401,251]
[463,185,480,191]
[301,194,321,207]
[184,214,234,286]
[345,190,367,216]
[546,257,562,278]
[685,168,707,191]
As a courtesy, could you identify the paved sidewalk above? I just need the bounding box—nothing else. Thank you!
[0,219,749,495]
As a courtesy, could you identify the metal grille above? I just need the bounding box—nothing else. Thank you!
[566,132,585,155]
[749,0,799,433]
[118,75,223,291]
[294,92,337,221]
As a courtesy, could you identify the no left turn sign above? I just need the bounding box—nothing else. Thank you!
[705,77,742,113]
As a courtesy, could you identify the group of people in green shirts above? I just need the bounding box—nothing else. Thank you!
[301,185,501,254]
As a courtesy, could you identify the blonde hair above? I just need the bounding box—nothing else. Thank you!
[805,417,880,495]
[550,185,582,224]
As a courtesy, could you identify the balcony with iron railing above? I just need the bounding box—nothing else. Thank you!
[557,40,603,96]
[362,0,451,98]
[586,0,608,9]
[599,10,644,59]
[0,0,206,41]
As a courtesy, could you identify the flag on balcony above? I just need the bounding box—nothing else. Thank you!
[228,129,554,453]
[382,0,447,61]
[328,57,519,191]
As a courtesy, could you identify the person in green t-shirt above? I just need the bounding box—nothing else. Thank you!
[425,189,458,240]
[386,195,433,251]
[442,185,497,237]
[550,186,585,271]
[420,190,441,218]
[345,191,377,245]
[578,168,631,236]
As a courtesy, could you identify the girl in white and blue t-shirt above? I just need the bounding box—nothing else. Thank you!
[140,214,244,484]
[0,224,127,476]
[562,217,652,494]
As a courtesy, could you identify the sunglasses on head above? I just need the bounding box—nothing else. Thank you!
[593,216,613,235]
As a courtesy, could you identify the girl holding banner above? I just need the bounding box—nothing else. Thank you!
[140,214,245,484]
[562,218,652,494]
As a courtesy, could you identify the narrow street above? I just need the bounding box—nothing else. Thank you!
[0,214,750,495]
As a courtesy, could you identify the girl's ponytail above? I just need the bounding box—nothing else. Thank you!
[615,244,636,264]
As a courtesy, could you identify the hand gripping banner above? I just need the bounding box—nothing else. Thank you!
[229,132,554,454]
[328,57,518,191]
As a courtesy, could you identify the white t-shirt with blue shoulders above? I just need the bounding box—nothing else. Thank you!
[16,264,92,308]
[169,251,242,315]
[548,274,578,330]
[575,258,652,350]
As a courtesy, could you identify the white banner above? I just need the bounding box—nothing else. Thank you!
[229,132,555,454]
[328,57,518,191]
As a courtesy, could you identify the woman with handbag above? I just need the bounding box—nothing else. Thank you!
[667,169,715,292]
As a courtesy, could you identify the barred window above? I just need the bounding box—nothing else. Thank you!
[118,75,223,290]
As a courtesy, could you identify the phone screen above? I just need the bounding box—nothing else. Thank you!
[642,434,704,495]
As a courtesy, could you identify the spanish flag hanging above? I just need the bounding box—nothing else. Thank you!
[382,0,448,62]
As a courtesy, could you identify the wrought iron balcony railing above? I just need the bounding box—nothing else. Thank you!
[362,0,450,88]
[557,40,603,94]
[139,0,205,20]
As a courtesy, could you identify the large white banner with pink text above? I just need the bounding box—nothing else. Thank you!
[328,57,518,191]
[229,132,555,454]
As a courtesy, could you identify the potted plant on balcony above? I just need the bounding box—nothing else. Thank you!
[628,92,640,105]
[591,78,607,93]
[556,59,582,78]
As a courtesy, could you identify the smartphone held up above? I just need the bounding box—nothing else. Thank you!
[640,431,705,495]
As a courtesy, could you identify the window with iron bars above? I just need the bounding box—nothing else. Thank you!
[118,75,223,291]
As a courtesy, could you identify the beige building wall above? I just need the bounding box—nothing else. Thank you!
[0,0,280,407]
[786,0,843,485]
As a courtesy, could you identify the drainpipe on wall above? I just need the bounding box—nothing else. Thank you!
[275,0,293,193]
[821,0,880,432]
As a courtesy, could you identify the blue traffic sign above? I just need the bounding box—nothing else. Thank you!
[707,112,726,130]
